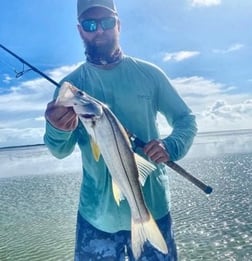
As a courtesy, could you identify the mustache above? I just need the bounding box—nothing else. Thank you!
[84,38,118,55]
[92,34,108,42]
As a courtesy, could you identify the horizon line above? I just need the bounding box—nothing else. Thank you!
[0,128,252,151]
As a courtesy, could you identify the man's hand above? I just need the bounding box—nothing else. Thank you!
[143,139,170,164]
[45,100,78,131]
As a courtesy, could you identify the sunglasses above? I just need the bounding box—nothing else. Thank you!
[81,17,117,32]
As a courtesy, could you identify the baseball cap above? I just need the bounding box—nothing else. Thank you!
[77,0,117,18]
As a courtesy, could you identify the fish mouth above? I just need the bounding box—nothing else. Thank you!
[80,113,97,119]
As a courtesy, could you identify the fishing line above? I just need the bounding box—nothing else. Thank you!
[0,51,32,78]
[0,44,60,87]
[0,55,17,74]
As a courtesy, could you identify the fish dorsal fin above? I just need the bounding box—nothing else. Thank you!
[134,153,156,186]
[112,180,125,206]
[90,136,101,161]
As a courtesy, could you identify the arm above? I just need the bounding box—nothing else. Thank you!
[144,69,197,162]
[44,100,79,159]
[162,112,197,161]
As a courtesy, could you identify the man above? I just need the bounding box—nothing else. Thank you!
[44,0,197,260]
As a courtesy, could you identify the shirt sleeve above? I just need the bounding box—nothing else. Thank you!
[162,113,197,161]
[43,121,78,159]
[155,69,197,161]
[43,75,81,159]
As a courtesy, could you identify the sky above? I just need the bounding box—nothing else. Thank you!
[0,0,252,147]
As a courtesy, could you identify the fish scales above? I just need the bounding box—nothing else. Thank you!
[93,104,150,222]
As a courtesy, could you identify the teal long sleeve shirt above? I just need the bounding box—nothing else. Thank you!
[44,56,197,232]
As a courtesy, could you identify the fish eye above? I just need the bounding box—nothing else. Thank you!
[76,90,84,97]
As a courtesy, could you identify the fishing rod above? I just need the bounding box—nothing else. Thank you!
[129,133,213,195]
[0,44,60,87]
[0,44,212,195]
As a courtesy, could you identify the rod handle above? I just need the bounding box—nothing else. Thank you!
[130,134,213,194]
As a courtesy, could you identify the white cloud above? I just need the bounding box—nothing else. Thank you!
[0,63,80,113]
[0,63,252,146]
[203,99,252,119]
[163,51,200,62]
[0,127,45,147]
[47,63,82,82]
[170,77,252,132]
[190,0,221,7]
[172,76,235,97]
[3,74,13,84]
[213,43,244,54]
[0,63,81,147]
[35,116,45,122]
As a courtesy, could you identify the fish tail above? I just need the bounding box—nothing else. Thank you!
[131,214,168,259]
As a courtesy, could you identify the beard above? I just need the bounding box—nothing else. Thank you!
[84,34,120,63]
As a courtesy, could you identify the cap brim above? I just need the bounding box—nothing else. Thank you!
[78,5,116,18]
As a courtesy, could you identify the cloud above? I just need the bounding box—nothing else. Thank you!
[196,100,252,132]
[2,74,13,84]
[47,63,82,82]
[213,43,244,54]
[163,51,200,62]
[0,127,45,147]
[1,63,252,146]
[35,116,45,122]
[0,63,80,113]
[171,77,252,132]
[190,0,221,7]
[203,99,252,120]
[0,63,81,147]
[171,76,235,98]
[202,98,252,131]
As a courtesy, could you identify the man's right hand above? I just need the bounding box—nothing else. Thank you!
[45,100,78,131]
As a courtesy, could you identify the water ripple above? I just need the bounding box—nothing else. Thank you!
[170,153,252,260]
[1,152,251,260]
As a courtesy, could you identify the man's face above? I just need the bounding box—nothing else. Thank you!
[78,7,120,59]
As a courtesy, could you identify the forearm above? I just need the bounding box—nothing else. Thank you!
[44,121,78,159]
[163,113,197,161]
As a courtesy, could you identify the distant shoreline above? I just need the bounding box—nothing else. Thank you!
[0,143,45,151]
[0,128,252,151]
[197,128,252,137]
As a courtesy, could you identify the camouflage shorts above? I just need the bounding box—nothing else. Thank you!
[74,212,178,261]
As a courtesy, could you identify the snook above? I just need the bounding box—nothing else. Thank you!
[56,82,168,259]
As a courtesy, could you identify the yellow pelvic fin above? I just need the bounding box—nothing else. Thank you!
[112,180,125,206]
[90,136,100,161]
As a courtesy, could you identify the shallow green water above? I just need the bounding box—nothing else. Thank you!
[0,148,251,260]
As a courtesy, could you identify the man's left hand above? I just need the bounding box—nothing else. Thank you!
[143,139,170,164]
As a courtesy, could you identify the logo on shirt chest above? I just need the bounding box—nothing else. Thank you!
[137,94,152,100]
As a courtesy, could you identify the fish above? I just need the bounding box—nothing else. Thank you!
[56,81,168,259]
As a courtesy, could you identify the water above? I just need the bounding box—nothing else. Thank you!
[0,174,80,261]
[170,154,252,260]
[0,133,252,260]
